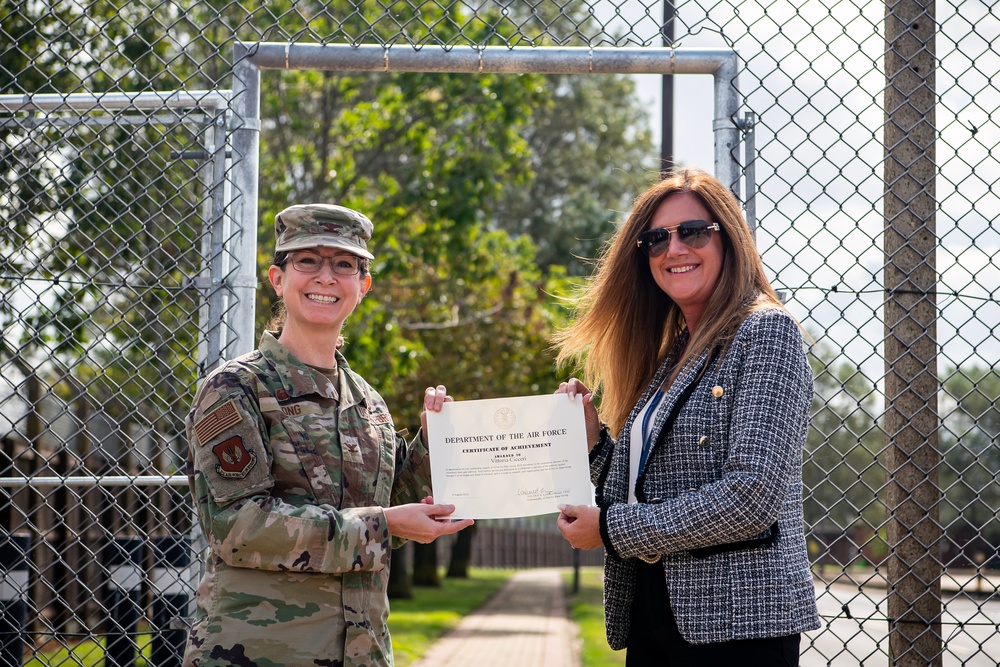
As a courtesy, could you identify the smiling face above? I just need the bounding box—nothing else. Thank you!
[267,248,371,339]
[646,192,724,334]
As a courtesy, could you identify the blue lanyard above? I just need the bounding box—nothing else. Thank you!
[637,388,666,478]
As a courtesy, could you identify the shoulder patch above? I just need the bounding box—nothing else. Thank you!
[212,436,258,479]
[194,399,242,446]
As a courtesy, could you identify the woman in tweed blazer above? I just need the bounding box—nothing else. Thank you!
[554,168,820,665]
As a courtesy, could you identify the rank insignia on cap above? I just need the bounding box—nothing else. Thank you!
[194,399,242,445]
[213,436,258,479]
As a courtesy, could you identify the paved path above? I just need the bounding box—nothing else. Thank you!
[410,569,581,667]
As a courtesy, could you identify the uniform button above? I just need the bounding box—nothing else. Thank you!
[698,436,710,447]
[711,386,724,398]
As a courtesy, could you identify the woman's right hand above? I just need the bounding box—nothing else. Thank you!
[556,378,602,452]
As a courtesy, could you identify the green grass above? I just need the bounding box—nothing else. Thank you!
[23,570,512,667]
[563,567,626,667]
[389,568,514,666]
[24,632,155,667]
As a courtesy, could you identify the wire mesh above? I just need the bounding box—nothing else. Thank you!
[2,1,998,665]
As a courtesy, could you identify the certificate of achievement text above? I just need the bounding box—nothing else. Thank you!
[425,393,593,519]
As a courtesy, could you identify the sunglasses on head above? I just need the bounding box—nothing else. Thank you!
[636,219,720,257]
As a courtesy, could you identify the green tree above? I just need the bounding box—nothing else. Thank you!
[939,366,1000,551]
[4,0,656,598]
[804,345,886,561]
[492,72,655,274]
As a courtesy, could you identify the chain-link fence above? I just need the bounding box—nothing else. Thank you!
[2,1,998,665]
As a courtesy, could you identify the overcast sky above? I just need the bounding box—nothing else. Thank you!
[593,0,1000,379]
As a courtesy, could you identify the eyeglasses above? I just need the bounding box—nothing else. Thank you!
[287,252,362,276]
[636,220,720,257]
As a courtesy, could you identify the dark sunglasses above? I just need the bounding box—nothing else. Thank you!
[636,219,720,257]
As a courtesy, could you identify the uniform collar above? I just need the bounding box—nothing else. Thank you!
[333,347,368,410]
[258,330,341,401]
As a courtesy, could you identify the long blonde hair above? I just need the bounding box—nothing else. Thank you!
[553,167,785,434]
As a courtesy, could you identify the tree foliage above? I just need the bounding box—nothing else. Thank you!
[805,347,1000,561]
[939,366,1000,550]
[804,344,886,536]
[249,8,655,427]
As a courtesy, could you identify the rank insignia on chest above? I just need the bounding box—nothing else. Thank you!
[342,435,363,463]
[212,435,258,479]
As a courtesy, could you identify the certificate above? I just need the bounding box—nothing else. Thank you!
[425,393,593,519]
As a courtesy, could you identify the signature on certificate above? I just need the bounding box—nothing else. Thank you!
[517,486,571,500]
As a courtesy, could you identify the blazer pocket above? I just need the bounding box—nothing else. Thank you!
[689,521,779,558]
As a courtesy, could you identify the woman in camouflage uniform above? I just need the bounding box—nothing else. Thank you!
[183,204,473,667]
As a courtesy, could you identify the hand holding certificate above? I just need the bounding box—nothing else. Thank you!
[425,393,594,519]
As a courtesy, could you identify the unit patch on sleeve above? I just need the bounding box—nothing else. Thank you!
[194,399,243,446]
[212,435,258,479]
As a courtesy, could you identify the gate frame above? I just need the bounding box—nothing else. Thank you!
[227,43,746,357]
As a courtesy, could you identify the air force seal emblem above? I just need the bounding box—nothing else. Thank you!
[494,407,516,429]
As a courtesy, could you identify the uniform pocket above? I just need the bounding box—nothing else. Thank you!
[281,415,342,507]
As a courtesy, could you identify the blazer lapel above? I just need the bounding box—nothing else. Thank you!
[649,346,712,436]
[632,347,715,501]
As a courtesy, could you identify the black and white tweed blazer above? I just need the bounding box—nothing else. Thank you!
[591,307,821,648]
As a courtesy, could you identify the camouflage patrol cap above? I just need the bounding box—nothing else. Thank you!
[274,204,375,260]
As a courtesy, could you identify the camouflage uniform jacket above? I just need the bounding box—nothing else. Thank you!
[183,331,432,667]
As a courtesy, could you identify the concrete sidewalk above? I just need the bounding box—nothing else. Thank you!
[410,569,581,667]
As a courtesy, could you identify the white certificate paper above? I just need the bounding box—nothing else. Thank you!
[425,394,593,519]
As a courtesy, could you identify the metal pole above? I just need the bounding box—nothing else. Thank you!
[661,2,675,176]
[0,534,30,666]
[206,108,230,371]
[150,536,193,667]
[239,44,740,189]
[104,537,144,667]
[0,476,190,487]
[712,54,740,196]
[884,0,940,664]
[228,44,262,358]
[0,91,228,113]
[742,111,757,233]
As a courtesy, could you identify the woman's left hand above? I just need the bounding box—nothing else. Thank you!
[420,384,453,443]
[384,498,474,544]
[556,504,603,550]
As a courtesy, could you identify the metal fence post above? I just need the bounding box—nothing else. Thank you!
[105,537,145,667]
[884,0,941,664]
[0,533,30,666]
[150,535,193,667]
[228,45,262,360]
